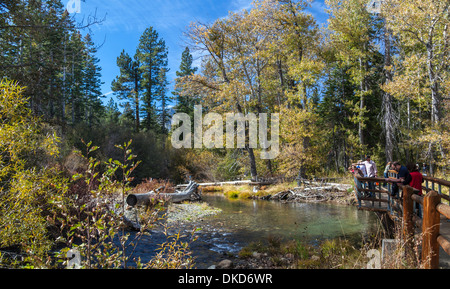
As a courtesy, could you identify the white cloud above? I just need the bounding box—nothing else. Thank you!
[307,0,329,25]
[101,91,114,97]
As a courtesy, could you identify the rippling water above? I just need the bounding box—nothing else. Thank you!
[129,194,381,268]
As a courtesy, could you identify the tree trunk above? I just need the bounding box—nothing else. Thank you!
[134,69,140,132]
[126,181,200,207]
[359,57,366,147]
[247,147,258,181]
[276,58,284,107]
[383,25,395,162]
[427,44,441,124]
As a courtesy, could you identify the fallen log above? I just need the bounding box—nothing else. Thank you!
[126,181,200,207]
[175,180,252,189]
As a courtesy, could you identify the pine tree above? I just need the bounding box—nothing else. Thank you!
[111,50,142,132]
[173,47,198,117]
[82,34,104,126]
[156,67,170,134]
[105,97,121,124]
[0,0,104,128]
[136,27,169,132]
[67,31,86,124]
[326,0,381,148]
[318,63,358,170]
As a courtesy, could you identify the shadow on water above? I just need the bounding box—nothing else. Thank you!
[129,194,381,269]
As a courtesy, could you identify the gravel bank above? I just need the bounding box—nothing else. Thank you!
[166,202,222,224]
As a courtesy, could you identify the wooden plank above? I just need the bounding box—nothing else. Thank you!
[422,191,441,269]
[437,235,450,256]
[403,186,415,258]
[359,197,389,203]
[412,194,424,205]
[423,176,450,188]
[437,203,450,219]
[176,180,252,188]
[355,177,386,182]
[358,188,390,194]
[423,186,450,202]
[358,207,388,213]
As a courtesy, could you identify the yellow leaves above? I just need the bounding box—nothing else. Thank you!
[184,0,323,118]
[278,106,327,176]
[0,80,63,263]
[382,0,449,125]
[327,0,373,55]
[384,0,449,46]
[43,132,60,157]
[0,80,60,169]
[288,57,325,86]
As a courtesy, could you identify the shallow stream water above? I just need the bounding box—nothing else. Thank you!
[130,194,381,268]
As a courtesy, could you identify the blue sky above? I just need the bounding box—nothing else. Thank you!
[69,0,329,107]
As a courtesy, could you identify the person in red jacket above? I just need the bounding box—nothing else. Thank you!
[407,163,424,218]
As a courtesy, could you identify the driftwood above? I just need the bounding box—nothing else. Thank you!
[175,180,252,189]
[126,181,201,207]
[263,186,350,203]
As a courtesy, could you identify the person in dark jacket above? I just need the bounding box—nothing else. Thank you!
[385,161,412,198]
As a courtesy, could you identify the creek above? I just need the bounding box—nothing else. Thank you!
[129,194,381,269]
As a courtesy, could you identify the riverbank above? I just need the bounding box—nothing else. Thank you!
[213,181,357,206]
[222,237,374,269]
[167,202,222,224]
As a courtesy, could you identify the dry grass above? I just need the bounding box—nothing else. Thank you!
[133,179,175,194]
[201,186,224,193]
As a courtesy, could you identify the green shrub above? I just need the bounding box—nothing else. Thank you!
[225,191,240,199]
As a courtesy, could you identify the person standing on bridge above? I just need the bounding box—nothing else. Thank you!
[407,163,424,218]
[383,162,392,179]
[363,155,377,195]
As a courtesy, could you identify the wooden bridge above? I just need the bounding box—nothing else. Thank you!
[353,171,450,269]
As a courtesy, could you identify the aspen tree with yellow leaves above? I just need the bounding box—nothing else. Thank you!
[382,0,449,173]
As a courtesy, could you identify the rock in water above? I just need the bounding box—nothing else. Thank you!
[217,259,233,269]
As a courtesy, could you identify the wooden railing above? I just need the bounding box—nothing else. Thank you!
[352,171,450,269]
[423,176,450,204]
[351,173,398,215]
[403,186,450,269]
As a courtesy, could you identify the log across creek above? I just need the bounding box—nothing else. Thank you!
[126,181,201,207]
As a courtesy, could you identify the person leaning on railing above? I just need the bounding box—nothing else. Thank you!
[382,162,392,188]
[385,161,412,198]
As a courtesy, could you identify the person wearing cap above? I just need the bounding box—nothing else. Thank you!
[363,155,377,194]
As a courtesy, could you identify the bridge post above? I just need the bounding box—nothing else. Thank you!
[402,186,415,261]
[422,191,441,269]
